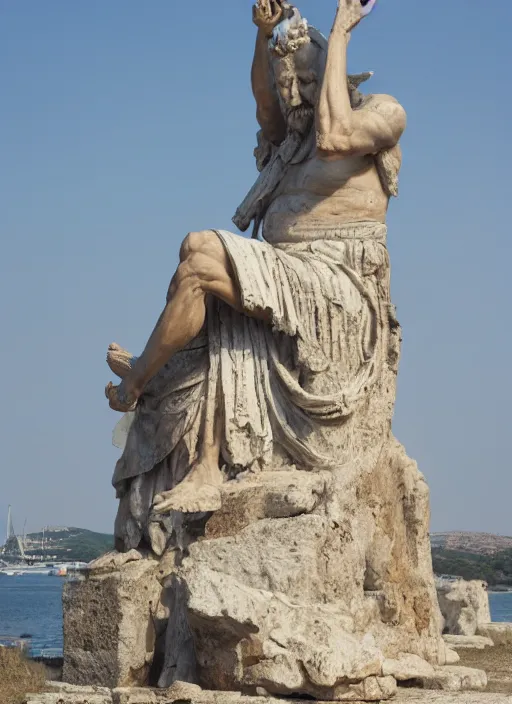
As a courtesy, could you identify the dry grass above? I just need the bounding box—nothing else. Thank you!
[0,648,46,704]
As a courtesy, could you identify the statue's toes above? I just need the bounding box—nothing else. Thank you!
[153,485,221,515]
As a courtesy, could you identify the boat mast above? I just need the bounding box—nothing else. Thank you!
[6,505,11,544]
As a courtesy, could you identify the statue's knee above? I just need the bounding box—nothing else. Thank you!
[170,255,212,299]
[180,230,216,262]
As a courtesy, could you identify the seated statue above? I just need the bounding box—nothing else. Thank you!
[105,0,406,556]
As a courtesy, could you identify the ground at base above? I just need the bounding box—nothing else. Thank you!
[458,644,512,694]
[22,646,512,704]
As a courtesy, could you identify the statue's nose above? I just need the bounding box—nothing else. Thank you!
[289,79,302,107]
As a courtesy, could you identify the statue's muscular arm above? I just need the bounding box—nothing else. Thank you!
[316,0,406,159]
[251,1,286,145]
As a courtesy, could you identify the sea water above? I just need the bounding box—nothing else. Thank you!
[1,575,512,657]
[489,591,512,623]
[0,574,63,655]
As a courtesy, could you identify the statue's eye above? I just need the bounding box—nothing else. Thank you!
[299,71,316,85]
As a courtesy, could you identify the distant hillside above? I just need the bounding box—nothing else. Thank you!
[431,546,512,587]
[431,532,512,556]
[24,527,113,563]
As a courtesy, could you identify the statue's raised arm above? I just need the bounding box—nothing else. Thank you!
[316,0,406,158]
[251,0,287,145]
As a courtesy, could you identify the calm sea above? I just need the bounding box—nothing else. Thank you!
[1,575,512,656]
[0,574,63,655]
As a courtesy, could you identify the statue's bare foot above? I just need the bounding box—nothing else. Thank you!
[107,343,136,379]
[153,461,223,514]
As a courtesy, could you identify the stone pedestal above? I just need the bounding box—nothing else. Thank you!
[63,552,168,689]
[62,449,491,701]
[155,443,452,700]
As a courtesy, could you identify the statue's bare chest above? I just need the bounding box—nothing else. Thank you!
[277,152,375,198]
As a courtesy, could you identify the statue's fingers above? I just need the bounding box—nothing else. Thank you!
[270,3,282,23]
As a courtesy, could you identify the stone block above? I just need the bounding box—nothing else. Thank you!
[63,554,165,689]
[443,634,494,650]
[478,622,512,646]
[112,687,157,704]
[205,470,331,539]
[417,665,487,692]
[382,653,435,680]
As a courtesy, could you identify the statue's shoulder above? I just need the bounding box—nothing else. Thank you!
[361,95,404,198]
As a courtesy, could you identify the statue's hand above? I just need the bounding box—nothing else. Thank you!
[253,0,284,38]
[105,381,138,413]
[335,0,377,33]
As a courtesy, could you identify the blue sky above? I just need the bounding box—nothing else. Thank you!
[1,0,511,537]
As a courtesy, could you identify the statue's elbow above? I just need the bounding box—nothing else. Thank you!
[316,131,356,159]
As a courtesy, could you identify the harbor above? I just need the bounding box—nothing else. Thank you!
[0,506,98,579]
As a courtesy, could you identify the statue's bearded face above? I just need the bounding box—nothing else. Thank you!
[273,42,325,134]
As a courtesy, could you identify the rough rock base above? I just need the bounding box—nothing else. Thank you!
[154,445,449,700]
[62,552,168,689]
[23,681,512,704]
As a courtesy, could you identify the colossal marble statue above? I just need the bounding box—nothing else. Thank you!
[66,0,484,696]
[105,0,406,555]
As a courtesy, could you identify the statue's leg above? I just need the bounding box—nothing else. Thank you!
[106,230,246,513]
[153,371,225,515]
[106,230,242,412]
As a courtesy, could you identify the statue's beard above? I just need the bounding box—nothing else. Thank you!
[286,104,315,135]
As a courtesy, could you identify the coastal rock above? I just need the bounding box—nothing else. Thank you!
[382,653,435,680]
[417,665,488,692]
[437,579,491,636]
[62,556,166,689]
[444,648,460,665]
[443,634,494,650]
[478,622,512,646]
